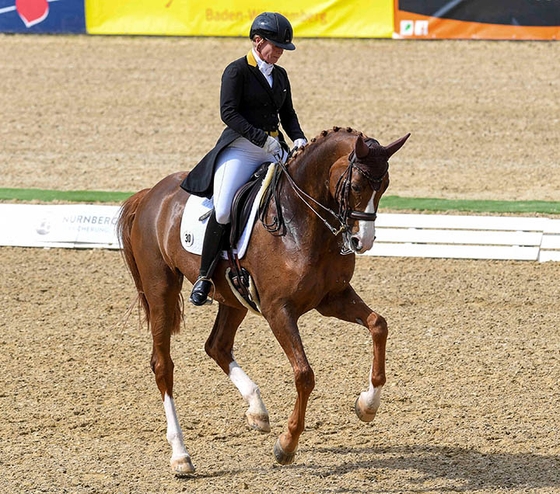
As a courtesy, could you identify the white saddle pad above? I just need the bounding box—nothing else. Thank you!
[180,163,276,259]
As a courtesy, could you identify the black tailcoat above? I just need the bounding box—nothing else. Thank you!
[181,50,305,198]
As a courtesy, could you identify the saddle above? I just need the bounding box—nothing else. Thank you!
[225,162,273,315]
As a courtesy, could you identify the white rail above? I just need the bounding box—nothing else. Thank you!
[0,205,559,262]
[367,213,560,262]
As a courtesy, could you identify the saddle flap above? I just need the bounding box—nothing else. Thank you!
[229,162,273,246]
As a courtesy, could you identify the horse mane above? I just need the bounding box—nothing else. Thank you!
[287,126,380,165]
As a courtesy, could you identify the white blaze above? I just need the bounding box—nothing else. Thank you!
[353,196,376,252]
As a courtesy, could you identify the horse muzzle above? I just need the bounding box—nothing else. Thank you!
[346,210,377,253]
[347,221,376,253]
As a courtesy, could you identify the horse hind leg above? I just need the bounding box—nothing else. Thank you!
[145,266,195,476]
[230,363,270,432]
[162,392,195,475]
[204,303,271,433]
[119,190,194,475]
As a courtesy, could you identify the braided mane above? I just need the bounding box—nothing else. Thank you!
[287,126,368,165]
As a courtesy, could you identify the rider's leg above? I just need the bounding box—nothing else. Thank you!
[212,137,278,223]
[189,138,276,306]
[189,210,228,306]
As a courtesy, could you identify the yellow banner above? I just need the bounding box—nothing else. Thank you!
[86,0,393,38]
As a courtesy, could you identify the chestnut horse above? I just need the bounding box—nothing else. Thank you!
[117,127,410,475]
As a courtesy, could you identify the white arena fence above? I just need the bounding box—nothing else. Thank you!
[0,204,559,262]
[0,204,122,250]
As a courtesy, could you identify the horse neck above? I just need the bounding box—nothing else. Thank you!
[286,133,352,202]
[277,133,353,243]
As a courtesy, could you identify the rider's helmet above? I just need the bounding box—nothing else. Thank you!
[249,12,295,51]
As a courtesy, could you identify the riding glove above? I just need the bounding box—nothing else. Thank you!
[293,138,307,150]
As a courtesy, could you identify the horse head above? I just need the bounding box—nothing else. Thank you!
[329,132,411,253]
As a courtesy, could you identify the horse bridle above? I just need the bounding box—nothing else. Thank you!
[336,150,389,224]
[260,150,388,241]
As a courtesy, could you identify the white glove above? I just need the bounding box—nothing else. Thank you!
[263,135,282,156]
[292,138,307,150]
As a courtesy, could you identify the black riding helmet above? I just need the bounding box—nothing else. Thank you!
[249,12,295,51]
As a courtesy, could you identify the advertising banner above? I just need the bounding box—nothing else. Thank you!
[0,204,121,249]
[394,0,560,40]
[86,0,394,38]
[0,0,85,33]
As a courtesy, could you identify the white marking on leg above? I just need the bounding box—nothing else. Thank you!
[356,366,383,422]
[359,377,383,413]
[229,361,269,423]
[163,393,191,463]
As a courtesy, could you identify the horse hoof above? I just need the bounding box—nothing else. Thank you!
[246,412,271,433]
[273,438,296,465]
[171,455,196,476]
[354,396,377,423]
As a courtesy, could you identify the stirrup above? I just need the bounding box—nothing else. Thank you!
[189,276,215,306]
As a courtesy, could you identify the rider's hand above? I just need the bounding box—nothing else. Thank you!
[292,138,307,150]
[264,135,282,156]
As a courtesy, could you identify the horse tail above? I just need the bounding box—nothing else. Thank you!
[117,189,151,328]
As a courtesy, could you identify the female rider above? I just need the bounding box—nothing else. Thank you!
[181,12,307,306]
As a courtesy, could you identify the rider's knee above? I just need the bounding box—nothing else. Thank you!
[214,206,230,225]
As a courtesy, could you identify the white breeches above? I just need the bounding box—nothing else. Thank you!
[213,137,279,225]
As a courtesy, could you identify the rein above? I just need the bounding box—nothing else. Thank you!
[260,159,347,237]
[259,150,387,240]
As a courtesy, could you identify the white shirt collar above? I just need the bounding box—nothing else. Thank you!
[252,48,274,82]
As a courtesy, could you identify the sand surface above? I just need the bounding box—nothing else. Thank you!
[0,35,558,493]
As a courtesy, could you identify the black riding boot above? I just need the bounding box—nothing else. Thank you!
[189,211,228,306]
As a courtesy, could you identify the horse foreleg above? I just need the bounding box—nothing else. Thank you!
[266,309,315,465]
[354,311,387,422]
[317,287,387,423]
[205,303,270,432]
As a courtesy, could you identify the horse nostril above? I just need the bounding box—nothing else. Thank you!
[351,236,362,251]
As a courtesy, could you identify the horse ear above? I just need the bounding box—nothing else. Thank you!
[385,133,411,157]
[355,135,370,159]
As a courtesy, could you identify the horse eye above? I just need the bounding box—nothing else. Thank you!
[351,184,362,193]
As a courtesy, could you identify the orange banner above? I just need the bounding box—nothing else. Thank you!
[394,1,560,40]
